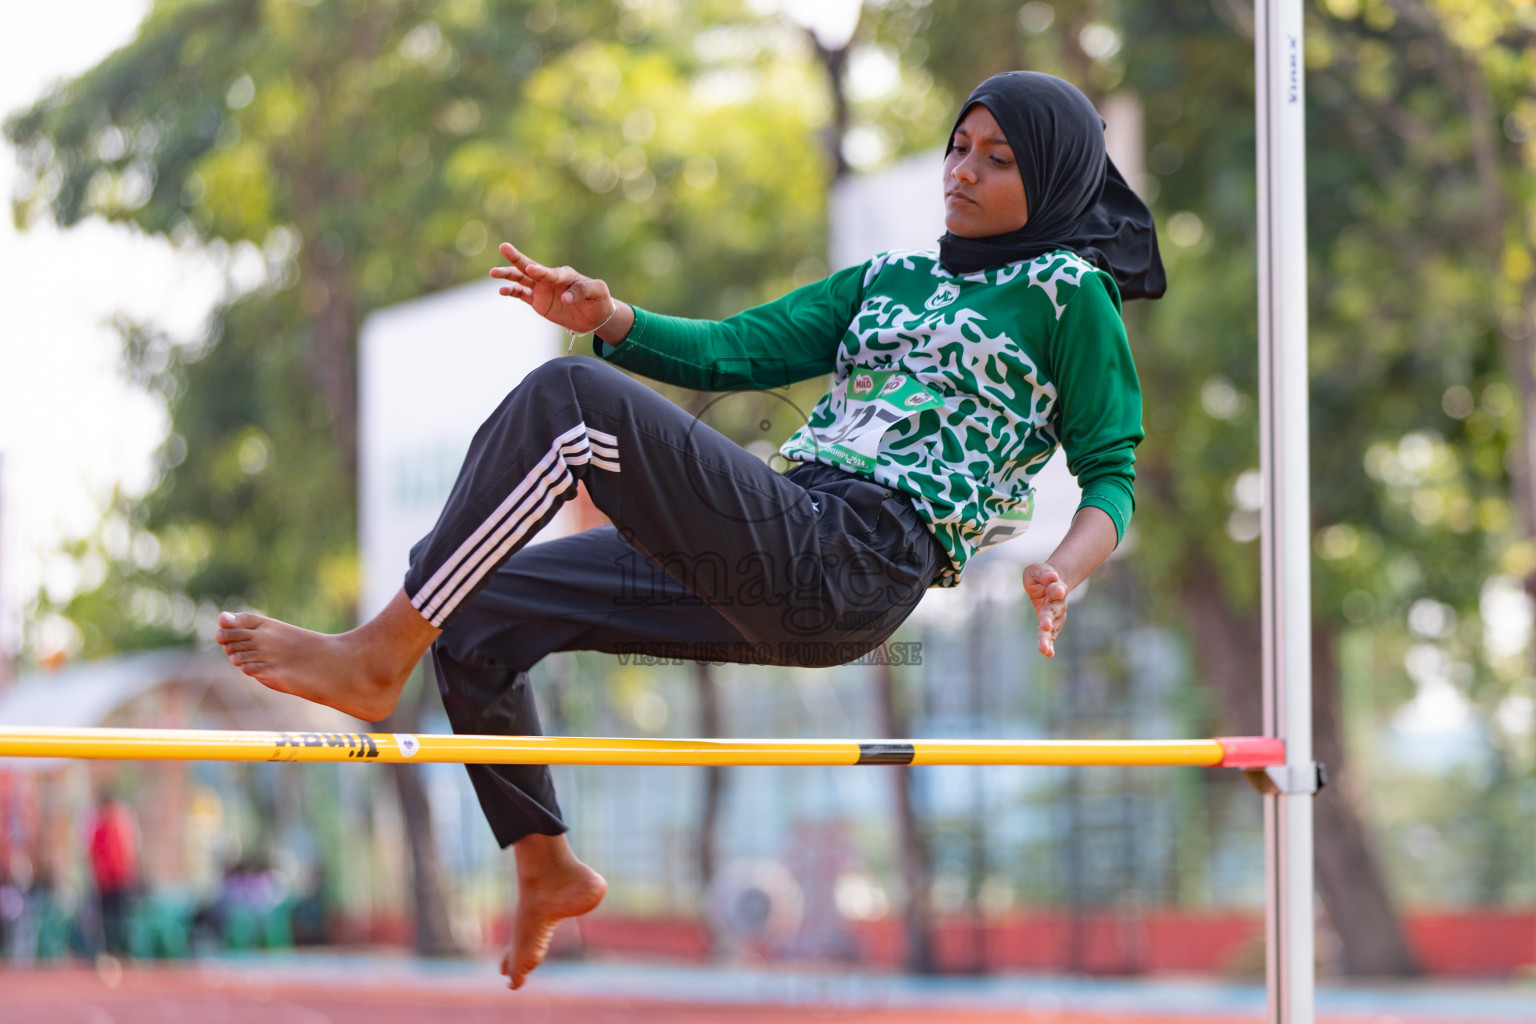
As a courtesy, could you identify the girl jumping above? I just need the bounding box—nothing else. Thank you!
[215,70,1164,989]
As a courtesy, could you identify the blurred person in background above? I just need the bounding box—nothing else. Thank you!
[86,791,140,957]
[0,852,27,961]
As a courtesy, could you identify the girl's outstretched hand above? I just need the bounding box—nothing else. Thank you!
[1023,562,1069,658]
[490,242,626,337]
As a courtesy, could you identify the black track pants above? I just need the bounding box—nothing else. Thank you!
[404,357,945,847]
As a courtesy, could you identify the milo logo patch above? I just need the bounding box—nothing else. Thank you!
[852,373,875,395]
[878,375,906,397]
[905,393,930,407]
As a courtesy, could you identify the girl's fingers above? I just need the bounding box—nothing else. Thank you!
[1036,600,1066,657]
[562,277,604,304]
[530,264,577,292]
[499,241,532,267]
[1022,565,1061,602]
[521,259,552,279]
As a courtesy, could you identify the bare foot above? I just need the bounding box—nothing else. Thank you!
[501,835,607,990]
[215,588,440,721]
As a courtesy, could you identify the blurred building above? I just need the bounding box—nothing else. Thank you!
[0,650,353,958]
[0,452,14,691]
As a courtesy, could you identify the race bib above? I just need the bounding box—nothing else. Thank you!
[974,494,1035,549]
[811,369,944,473]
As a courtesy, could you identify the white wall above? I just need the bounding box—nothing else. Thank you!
[357,282,564,622]
[829,150,950,272]
[0,453,14,676]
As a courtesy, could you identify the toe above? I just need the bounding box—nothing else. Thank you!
[501,952,520,989]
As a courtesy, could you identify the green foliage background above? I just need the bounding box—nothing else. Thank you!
[8,0,1536,946]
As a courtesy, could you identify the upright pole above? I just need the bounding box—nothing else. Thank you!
[0,451,10,689]
[1256,2,1317,1023]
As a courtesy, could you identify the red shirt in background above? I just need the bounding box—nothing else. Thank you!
[87,802,139,894]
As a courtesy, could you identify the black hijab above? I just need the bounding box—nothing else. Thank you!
[938,71,1166,300]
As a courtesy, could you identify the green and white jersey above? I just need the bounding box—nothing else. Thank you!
[597,248,1143,586]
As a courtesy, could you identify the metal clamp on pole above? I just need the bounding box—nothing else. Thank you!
[1244,762,1327,797]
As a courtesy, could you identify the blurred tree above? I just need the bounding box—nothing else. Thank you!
[12,0,1536,980]
[855,0,1536,975]
[1349,0,1536,915]
[875,657,937,973]
[1283,0,1536,963]
[6,0,835,957]
[795,4,946,972]
[6,0,835,637]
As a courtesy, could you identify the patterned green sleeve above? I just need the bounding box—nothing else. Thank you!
[593,263,868,391]
[1049,271,1144,544]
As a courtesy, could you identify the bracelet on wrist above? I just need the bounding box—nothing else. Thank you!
[567,304,620,354]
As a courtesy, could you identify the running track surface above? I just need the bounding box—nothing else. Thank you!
[7,963,1536,1024]
[2,967,1242,1024]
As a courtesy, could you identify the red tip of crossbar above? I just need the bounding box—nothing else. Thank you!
[1216,736,1286,769]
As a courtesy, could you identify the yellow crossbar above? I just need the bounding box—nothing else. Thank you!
[0,727,1284,768]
